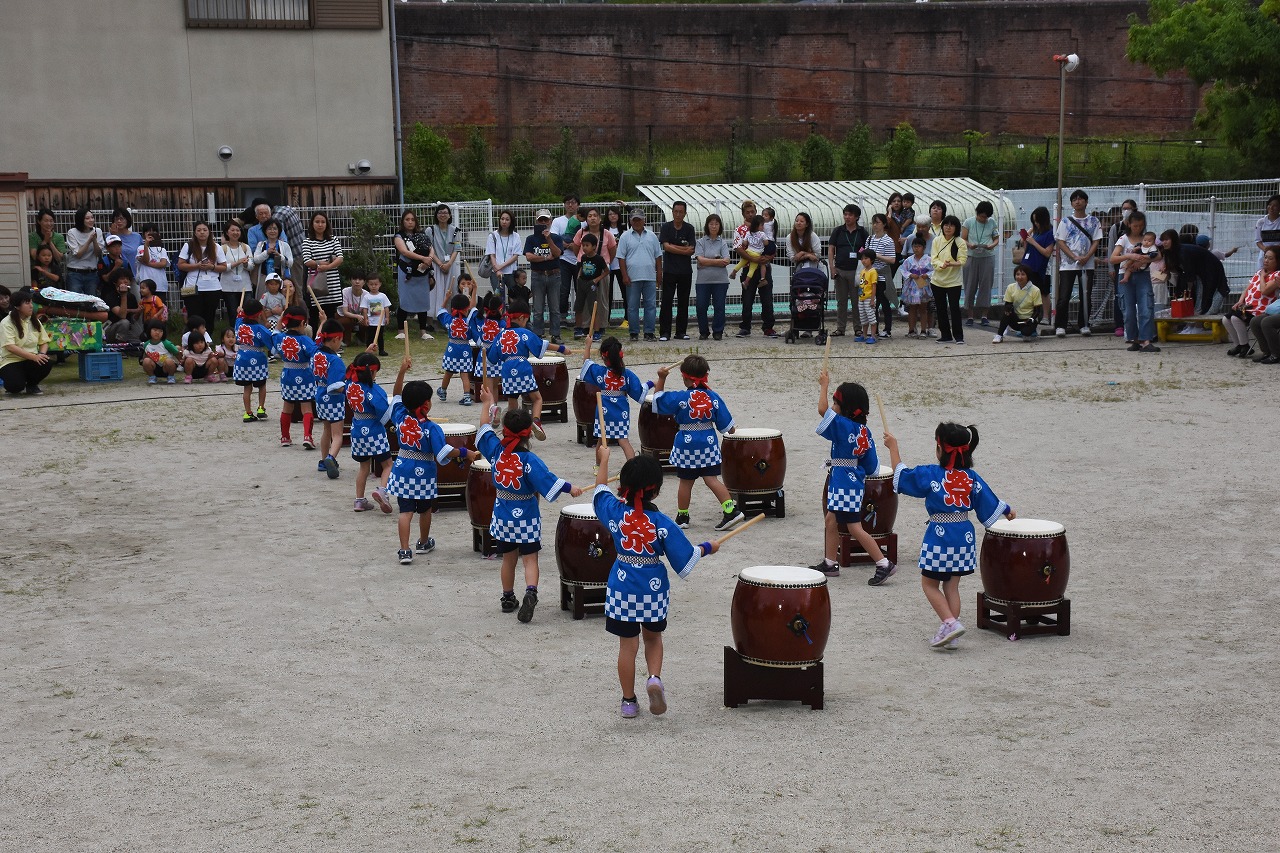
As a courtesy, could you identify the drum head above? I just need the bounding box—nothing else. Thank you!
[529,355,565,365]
[470,458,492,472]
[869,464,893,478]
[727,427,783,440]
[440,423,477,436]
[738,565,825,587]
[561,503,598,519]
[988,518,1065,536]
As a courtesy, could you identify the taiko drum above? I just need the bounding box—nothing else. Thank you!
[820,464,897,535]
[722,428,787,495]
[465,458,495,531]
[979,518,1070,605]
[730,566,831,667]
[555,503,616,587]
[528,355,569,404]
[573,378,601,429]
[638,394,677,461]
[436,423,477,491]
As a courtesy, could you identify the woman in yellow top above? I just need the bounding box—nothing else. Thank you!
[930,214,968,344]
[1,288,53,396]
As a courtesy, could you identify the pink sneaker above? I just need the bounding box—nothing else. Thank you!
[183,375,193,385]
[353,498,373,512]
[371,488,393,514]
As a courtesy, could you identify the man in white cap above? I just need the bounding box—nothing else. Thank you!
[523,208,564,341]
[616,209,662,341]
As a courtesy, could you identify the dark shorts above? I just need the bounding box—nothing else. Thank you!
[830,510,861,527]
[606,616,668,638]
[677,464,722,481]
[495,539,541,555]
[922,568,974,581]
[235,379,267,388]
[397,497,435,514]
[190,363,209,380]
[352,450,393,463]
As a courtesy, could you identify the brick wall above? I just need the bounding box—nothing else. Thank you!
[396,0,1200,153]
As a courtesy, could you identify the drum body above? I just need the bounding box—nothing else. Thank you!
[722,428,787,495]
[572,378,600,427]
[861,465,897,534]
[638,395,677,459]
[979,519,1070,604]
[555,504,616,587]
[437,423,477,491]
[529,355,569,404]
[465,458,495,530]
[730,566,831,667]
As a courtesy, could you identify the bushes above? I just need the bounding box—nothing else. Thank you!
[800,132,837,181]
[884,122,919,179]
[340,208,396,302]
[506,136,536,201]
[549,127,583,198]
[839,123,875,180]
[765,140,798,182]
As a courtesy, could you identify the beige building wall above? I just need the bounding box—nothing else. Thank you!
[0,1,395,182]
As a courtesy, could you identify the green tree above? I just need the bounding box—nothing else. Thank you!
[458,126,489,193]
[883,122,919,179]
[1128,0,1280,162]
[721,125,748,183]
[799,132,837,181]
[340,208,396,302]
[765,140,797,182]
[507,136,536,200]
[548,127,583,197]
[838,123,875,180]
[403,123,454,202]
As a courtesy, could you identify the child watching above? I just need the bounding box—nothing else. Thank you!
[182,334,219,383]
[856,248,880,344]
[135,224,170,297]
[261,273,287,331]
[992,265,1044,344]
[507,269,531,306]
[899,237,932,338]
[337,275,368,342]
[215,328,235,383]
[138,280,169,325]
[31,245,62,288]
[141,320,179,384]
[731,215,767,281]
[573,234,609,341]
[360,273,392,356]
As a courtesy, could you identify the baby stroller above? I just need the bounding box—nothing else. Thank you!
[785,266,829,345]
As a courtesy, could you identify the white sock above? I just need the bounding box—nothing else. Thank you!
[876,558,889,568]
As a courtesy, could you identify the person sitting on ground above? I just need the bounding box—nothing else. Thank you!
[1,288,52,397]
[991,265,1044,344]
[103,275,143,343]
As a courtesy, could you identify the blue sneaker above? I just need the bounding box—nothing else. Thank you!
[854,335,866,343]
[316,460,327,473]
[322,455,340,479]
[865,336,877,345]
[592,331,603,342]
[415,537,436,554]
[436,387,446,402]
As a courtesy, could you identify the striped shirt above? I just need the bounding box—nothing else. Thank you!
[866,232,896,278]
[302,236,344,305]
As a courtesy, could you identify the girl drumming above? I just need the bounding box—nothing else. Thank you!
[346,352,394,514]
[578,336,648,459]
[883,423,1014,650]
[469,292,506,404]
[311,317,347,479]
[273,305,319,449]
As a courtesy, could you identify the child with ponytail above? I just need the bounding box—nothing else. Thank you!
[436,291,477,405]
[593,440,717,719]
[233,297,273,422]
[273,305,319,448]
[578,335,648,458]
[346,352,394,513]
[469,292,506,404]
[311,315,347,478]
[884,422,1014,649]
[811,369,896,584]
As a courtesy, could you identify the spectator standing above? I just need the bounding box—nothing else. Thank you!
[427,203,461,325]
[735,199,779,338]
[1253,194,1280,269]
[552,195,582,326]
[930,215,968,344]
[251,218,294,295]
[179,221,228,327]
[1019,206,1056,309]
[1,289,52,396]
[789,212,822,270]
[96,235,131,297]
[1093,198,1138,329]
[393,210,435,340]
[961,201,999,327]
[218,220,253,323]
[108,207,143,278]
[485,210,522,301]
[302,211,344,327]
[523,209,564,341]
[572,207,617,333]
[867,214,897,336]
[659,200,696,341]
[605,207,625,330]
[616,210,662,342]
[695,213,732,341]
[1110,211,1159,353]
[826,203,868,336]
[64,207,104,296]
[1180,241,1230,315]
[29,208,67,267]
[1054,189,1102,336]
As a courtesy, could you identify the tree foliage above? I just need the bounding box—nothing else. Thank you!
[1128,0,1280,162]
[799,132,837,181]
[548,127,583,197]
[340,208,396,300]
[765,140,797,182]
[403,123,455,202]
[721,124,748,183]
[838,123,875,180]
[458,126,489,193]
[507,136,536,200]
[883,122,919,179]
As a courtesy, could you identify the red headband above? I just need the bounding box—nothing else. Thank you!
[508,312,529,320]
[501,427,531,454]
[318,331,344,342]
[345,363,378,382]
[452,308,467,318]
[938,440,970,469]
[681,371,708,387]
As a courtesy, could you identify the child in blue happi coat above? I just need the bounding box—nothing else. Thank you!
[884,422,1015,650]
[578,335,648,457]
[485,299,573,440]
[346,352,394,514]
[310,316,347,479]
[273,305,319,449]
[812,369,896,584]
[470,292,506,406]
[233,298,273,422]
[388,354,479,565]
[650,354,743,532]
[593,441,717,719]
[475,383,582,622]
[437,289,477,406]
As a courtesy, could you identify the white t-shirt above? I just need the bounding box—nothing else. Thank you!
[361,291,392,326]
[220,243,253,293]
[135,245,170,293]
[552,215,578,263]
[485,230,523,276]
[179,243,228,291]
[181,330,214,349]
[1055,214,1103,271]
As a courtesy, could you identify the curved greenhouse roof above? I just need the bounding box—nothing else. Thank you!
[636,177,1018,235]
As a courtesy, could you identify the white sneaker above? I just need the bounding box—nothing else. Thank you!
[1080,326,1092,336]
[991,334,1002,344]
[930,623,951,648]
[394,332,407,340]
[1055,327,1066,338]
[420,331,433,341]
[945,637,960,650]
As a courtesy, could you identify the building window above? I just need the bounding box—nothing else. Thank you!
[186,0,381,29]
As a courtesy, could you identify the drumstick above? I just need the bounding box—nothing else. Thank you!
[583,301,599,363]
[238,288,246,311]
[307,284,322,311]
[372,316,383,351]
[606,473,620,484]
[596,391,607,441]
[403,320,410,359]
[712,513,767,547]
[875,392,889,434]
[665,359,683,374]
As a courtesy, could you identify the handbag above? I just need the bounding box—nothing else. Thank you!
[1170,295,1194,318]
[478,242,495,279]
[180,275,196,297]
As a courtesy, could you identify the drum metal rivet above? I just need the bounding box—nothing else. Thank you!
[786,614,813,644]
[1041,564,1054,584]
[755,460,769,474]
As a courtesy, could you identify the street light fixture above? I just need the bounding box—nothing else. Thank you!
[1052,52,1080,324]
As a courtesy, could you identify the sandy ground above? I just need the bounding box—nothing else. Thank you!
[1,332,1275,853]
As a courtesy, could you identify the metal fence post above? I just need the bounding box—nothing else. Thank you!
[1209,195,1217,243]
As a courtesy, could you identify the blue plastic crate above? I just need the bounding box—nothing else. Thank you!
[78,351,124,382]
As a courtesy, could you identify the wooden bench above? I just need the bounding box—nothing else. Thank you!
[1154,314,1226,344]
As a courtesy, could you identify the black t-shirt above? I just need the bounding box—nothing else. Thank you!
[660,221,696,274]
[577,253,609,288]
[829,225,869,270]
[507,283,532,304]
[103,288,139,321]
[523,228,563,273]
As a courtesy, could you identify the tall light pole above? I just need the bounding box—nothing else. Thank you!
[1052,53,1080,319]
[390,0,407,205]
